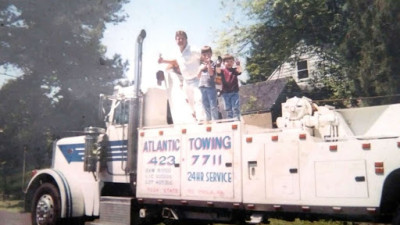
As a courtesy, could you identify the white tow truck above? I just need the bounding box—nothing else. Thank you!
[25,30,400,225]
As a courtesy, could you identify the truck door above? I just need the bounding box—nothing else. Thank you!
[136,128,182,197]
[105,99,130,176]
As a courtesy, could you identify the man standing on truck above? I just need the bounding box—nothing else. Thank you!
[158,30,205,121]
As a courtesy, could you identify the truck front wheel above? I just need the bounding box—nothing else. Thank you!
[31,183,61,225]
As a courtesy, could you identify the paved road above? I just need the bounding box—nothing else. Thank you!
[0,210,31,225]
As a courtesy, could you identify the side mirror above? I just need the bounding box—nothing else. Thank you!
[98,94,112,126]
[156,70,165,86]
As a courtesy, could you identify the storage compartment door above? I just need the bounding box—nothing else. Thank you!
[315,160,368,198]
[265,140,300,200]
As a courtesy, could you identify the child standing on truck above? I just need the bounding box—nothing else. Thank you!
[218,54,242,120]
[197,46,219,121]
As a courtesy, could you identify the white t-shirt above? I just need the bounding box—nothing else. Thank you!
[175,45,200,81]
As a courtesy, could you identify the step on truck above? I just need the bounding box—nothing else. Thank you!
[25,29,400,225]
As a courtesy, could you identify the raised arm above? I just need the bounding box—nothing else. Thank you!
[158,54,178,67]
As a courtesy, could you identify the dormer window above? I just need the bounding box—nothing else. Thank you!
[297,60,309,79]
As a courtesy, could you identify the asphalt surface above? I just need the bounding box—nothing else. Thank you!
[0,210,31,225]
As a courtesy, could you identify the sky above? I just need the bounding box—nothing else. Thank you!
[0,0,242,88]
[101,0,233,90]
[0,65,23,87]
[0,70,13,86]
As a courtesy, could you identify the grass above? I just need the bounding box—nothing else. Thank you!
[0,199,24,213]
[267,218,345,225]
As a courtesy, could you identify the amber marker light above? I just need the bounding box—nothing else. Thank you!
[140,132,145,137]
[329,145,338,151]
[246,137,253,143]
[158,130,164,136]
[181,128,187,134]
[362,143,371,150]
[271,135,279,141]
[206,126,212,132]
[232,124,238,130]
[299,133,306,140]
[375,162,384,174]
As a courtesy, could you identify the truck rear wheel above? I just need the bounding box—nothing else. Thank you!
[31,183,61,225]
[392,206,400,225]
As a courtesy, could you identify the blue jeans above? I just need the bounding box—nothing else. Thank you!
[200,87,219,121]
[222,91,240,120]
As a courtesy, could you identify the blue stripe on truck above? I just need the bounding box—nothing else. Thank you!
[58,140,128,163]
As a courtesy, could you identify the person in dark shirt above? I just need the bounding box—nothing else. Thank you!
[217,54,242,120]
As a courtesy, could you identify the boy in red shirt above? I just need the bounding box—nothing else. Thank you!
[217,54,242,120]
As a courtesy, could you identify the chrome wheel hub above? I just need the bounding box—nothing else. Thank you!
[35,194,55,225]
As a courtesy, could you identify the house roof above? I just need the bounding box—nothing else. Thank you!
[239,78,288,114]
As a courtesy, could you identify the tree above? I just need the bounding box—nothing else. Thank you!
[0,0,129,193]
[218,0,400,102]
[339,0,400,100]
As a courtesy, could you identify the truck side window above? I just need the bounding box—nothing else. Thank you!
[113,100,129,125]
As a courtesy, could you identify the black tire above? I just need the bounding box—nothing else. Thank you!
[31,183,61,225]
[393,206,400,225]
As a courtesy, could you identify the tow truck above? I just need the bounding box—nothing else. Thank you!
[25,29,400,225]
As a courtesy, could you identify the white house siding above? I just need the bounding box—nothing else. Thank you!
[269,52,323,91]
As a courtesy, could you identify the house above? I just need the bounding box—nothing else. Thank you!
[268,48,325,92]
[239,77,302,129]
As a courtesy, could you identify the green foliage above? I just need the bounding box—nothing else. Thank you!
[0,165,24,198]
[0,0,129,189]
[218,0,400,101]
[339,0,400,98]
